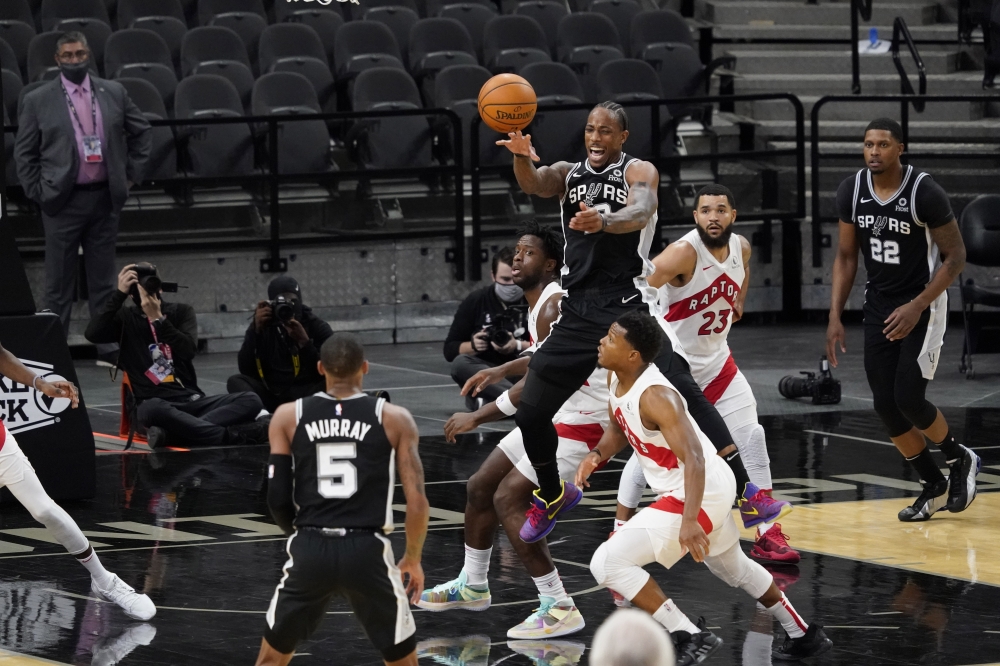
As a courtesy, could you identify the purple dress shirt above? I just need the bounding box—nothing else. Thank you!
[60,73,108,185]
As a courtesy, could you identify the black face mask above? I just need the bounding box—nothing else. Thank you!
[59,61,90,85]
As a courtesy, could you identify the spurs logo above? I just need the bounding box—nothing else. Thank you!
[583,183,601,207]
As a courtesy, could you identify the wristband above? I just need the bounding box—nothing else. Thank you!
[599,212,607,231]
[588,449,603,463]
[495,390,518,416]
[32,375,43,391]
[516,340,522,352]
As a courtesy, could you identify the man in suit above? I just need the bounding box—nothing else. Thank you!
[14,31,151,366]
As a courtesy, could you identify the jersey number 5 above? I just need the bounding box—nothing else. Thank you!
[316,442,358,498]
[698,309,731,336]
[870,238,900,265]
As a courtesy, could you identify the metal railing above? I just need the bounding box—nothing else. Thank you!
[891,16,928,110]
[851,0,875,94]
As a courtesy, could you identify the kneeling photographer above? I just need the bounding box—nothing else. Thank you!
[227,277,333,412]
[85,264,266,448]
[443,247,527,411]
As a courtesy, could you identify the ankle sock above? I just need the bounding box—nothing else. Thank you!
[905,447,946,486]
[933,431,963,462]
[75,546,114,589]
[765,593,807,639]
[462,545,492,587]
[652,598,700,635]
[532,569,570,604]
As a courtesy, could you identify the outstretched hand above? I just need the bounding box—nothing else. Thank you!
[569,202,604,233]
[496,131,539,162]
[40,379,80,409]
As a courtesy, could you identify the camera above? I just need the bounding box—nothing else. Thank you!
[483,308,526,348]
[269,295,297,324]
[129,263,178,306]
[779,356,841,405]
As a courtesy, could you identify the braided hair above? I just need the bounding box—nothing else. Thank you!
[593,100,629,132]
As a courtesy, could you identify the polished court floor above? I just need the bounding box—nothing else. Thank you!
[1,324,999,665]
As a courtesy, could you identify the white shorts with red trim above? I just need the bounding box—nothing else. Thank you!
[0,435,34,488]
[498,420,606,487]
[617,462,739,569]
[690,354,758,432]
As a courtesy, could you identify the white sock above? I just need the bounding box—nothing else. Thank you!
[765,593,807,639]
[758,521,776,536]
[76,547,115,589]
[532,568,570,604]
[613,518,627,532]
[652,598,700,635]
[462,545,491,587]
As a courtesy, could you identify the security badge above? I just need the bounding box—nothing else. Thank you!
[82,135,103,163]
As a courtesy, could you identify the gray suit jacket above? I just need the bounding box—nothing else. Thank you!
[14,76,152,216]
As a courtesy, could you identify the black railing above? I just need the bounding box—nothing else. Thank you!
[469,93,806,280]
[891,16,928,110]
[809,93,999,267]
[851,0,875,94]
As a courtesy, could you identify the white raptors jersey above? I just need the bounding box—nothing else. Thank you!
[526,281,564,351]
[659,229,744,379]
[609,364,724,498]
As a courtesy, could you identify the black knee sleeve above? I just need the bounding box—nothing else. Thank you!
[872,393,912,437]
[894,386,936,431]
[658,353,734,452]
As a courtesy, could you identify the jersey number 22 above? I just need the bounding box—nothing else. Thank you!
[317,442,358,498]
[870,238,900,265]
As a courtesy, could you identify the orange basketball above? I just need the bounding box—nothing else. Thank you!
[477,74,537,134]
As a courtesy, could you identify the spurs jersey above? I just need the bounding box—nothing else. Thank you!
[609,365,724,498]
[524,281,608,423]
[559,153,657,293]
[659,229,744,380]
[291,392,395,532]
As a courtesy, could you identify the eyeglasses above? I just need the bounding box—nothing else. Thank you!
[56,50,89,63]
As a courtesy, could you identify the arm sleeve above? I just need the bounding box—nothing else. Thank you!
[913,176,954,229]
[236,323,258,377]
[267,454,296,535]
[121,87,152,184]
[443,290,481,362]
[155,305,198,360]
[84,290,129,344]
[835,176,856,223]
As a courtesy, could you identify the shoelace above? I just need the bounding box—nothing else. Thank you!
[525,503,546,527]
[527,599,555,622]
[768,530,793,548]
[101,579,137,606]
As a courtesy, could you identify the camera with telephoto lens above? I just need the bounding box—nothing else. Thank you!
[483,308,526,347]
[269,295,296,324]
[779,356,842,405]
[129,263,178,306]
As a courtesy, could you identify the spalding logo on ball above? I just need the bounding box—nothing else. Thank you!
[478,74,537,134]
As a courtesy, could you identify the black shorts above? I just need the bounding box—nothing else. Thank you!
[264,529,416,661]
[528,283,657,389]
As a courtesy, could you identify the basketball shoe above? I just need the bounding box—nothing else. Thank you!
[417,634,491,666]
[416,571,491,611]
[739,483,791,528]
[750,524,801,564]
[519,481,583,543]
[898,478,948,522]
[507,596,585,639]
[946,445,981,513]
[507,639,585,665]
[772,624,833,661]
[672,618,723,666]
[91,575,156,621]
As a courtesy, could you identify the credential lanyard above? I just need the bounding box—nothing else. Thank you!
[60,80,98,137]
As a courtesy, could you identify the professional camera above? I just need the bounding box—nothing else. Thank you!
[268,295,297,324]
[779,356,841,405]
[129,262,178,306]
[483,308,526,347]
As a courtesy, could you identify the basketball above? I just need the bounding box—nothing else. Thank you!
[477,74,537,134]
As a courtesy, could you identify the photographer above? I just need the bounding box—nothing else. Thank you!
[85,264,266,449]
[227,276,333,412]
[443,247,527,410]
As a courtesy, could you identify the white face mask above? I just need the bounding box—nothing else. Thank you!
[495,282,524,303]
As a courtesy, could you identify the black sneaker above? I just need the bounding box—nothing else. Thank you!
[672,618,723,666]
[946,445,982,513]
[898,479,948,522]
[146,426,171,450]
[226,419,270,446]
[773,623,833,661]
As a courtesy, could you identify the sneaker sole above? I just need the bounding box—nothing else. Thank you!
[415,597,491,612]
[741,501,792,529]
[690,635,723,665]
[750,546,801,564]
[947,455,982,513]
[506,614,586,640]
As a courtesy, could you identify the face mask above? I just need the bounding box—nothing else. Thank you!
[60,61,90,85]
[495,282,523,303]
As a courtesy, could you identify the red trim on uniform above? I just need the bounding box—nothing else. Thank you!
[555,422,605,449]
[664,274,741,322]
[702,354,738,405]
[649,495,714,533]
[614,408,679,470]
[781,596,808,632]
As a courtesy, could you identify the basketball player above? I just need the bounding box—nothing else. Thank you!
[614,184,799,564]
[828,118,979,522]
[418,222,597,639]
[0,340,156,620]
[497,102,788,543]
[579,313,831,664]
[257,335,429,666]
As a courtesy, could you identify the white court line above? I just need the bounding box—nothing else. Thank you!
[806,430,1000,451]
[0,537,288,561]
[824,626,900,630]
[410,414,509,433]
[368,362,453,379]
[367,384,456,391]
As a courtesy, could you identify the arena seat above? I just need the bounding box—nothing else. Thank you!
[209,12,267,71]
[259,23,336,112]
[333,22,404,83]
[0,40,20,83]
[0,21,35,82]
[514,1,568,59]
[642,41,711,99]
[273,3,345,24]
[0,0,34,30]
[117,76,178,179]
[408,17,478,102]
[2,69,23,121]
[629,8,693,58]
[427,0,496,19]
[590,0,640,58]
[595,59,669,158]
[285,9,343,69]
[196,0,266,26]
[174,73,254,177]
[28,31,98,81]
[3,107,16,187]
[482,14,550,73]
[52,19,111,75]
[350,67,433,169]
[519,60,588,160]
[521,60,583,100]
[433,63,507,167]
[39,0,110,31]
[351,0,421,22]
[180,26,250,77]
[117,0,185,28]
[959,194,1000,377]
[364,7,420,69]
[556,13,623,64]
[105,29,178,109]
[252,72,334,175]
[440,4,497,62]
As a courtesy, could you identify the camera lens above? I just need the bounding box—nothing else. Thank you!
[778,375,811,399]
[274,302,294,322]
[490,328,512,346]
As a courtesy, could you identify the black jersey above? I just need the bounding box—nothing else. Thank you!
[836,165,954,321]
[559,152,657,293]
[290,392,395,532]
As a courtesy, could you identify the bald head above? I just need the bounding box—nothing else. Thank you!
[590,609,676,666]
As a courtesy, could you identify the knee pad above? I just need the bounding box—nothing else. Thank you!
[704,543,772,600]
[894,392,936,432]
[513,400,550,433]
[30,498,60,527]
[733,423,771,489]
[616,455,646,510]
[589,535,652,601]
[872,395,911,437]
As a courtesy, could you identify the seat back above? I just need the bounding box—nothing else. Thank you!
[105,28,173,77]
[643,42,703,98]
[960,194,1000,267]
[433,63,491,106]
[409,17,476,70]
[440,3,497,61]
[259,22,328,73]
[118,0,185,27]
[197,0,266,25]
[590,0,640,57]
[482,15,548,69]
[180,25,250,77]
[0,38,19,81]
[521,60,583,99]
[118,75,169,116]
[253,73,330,174]
[2,69,23,120]
[350,0,420,20]
[514,1,568,58]
[0,21,35,81]
[556,12,621,62]
[285,9,345,66]
[210,12,267,67]
[351,67,432,169]
[118,77,178,179]
[0,0,34,26]
[629,8,692,57]
[334,21,402,79]
[252,71,320,115]
[174,73,253,177]
[40,0,110,31]
[364,7,419,67]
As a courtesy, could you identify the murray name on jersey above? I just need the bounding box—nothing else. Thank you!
[304,415,373,443]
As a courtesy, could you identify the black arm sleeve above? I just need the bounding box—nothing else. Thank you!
[835,176,856,223]
[84,290,129,344]
[443,289,482,362]
[267,454,296,535]
[155,304,198,360]
[913,176,954,229]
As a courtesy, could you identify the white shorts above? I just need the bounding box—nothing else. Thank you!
[498,420,605,486]
[617,462,739,569]
[0,435,34,488]
[691,355,758,432]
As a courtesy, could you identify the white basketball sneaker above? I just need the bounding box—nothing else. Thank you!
[92,575,157,621]
[507,596,584,639]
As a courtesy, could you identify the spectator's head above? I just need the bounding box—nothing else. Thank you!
[267,275,304,321]
[513,220,564,292]
[863,117,905,174]
[54,32,91,84]
[598,310,662,372]
[693,184,736,250]
[491,246,522,303]
[590,609,676,666]
[319,334,368,384]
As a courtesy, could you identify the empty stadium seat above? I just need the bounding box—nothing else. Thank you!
[174,73,254,177]
[118,0,185,28]
[482,14,550,73]
[2,69,23,121]
[629,9,693,58]
[427,0,497,17]
[351,0,420,21]
[596,58,667,158]
[52,19,111,75]
[197,0,266,26]
[333,21,404,83]
[408,17,478,101]
[440,4,497,62]
[117,76,177,179]
[28,31,98,81]
[273,3,345,23]
[210,12,267,70]
[105,29,179,110]
[0,0,34,28]
[642,41,710,98]
[364,7,419,68]
[556,13,622,63]
[181,25,251,76]
[285,9,343,69]
[521,60,583,100]
[0,21,35,82]
[350,67,433,169]
[0,39,19,82]
[590,0,639,57]
[519,62,587,161]
[252,72,333,174]
[514,1,568,59]
[258,23,335,112]
[433,63,507,167]
[40,0,110,31]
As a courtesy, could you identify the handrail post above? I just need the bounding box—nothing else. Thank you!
[851,0,861,94]
[261,117,285,273]
[452,110,466,281]
[470,118,482,282]
[810,98,823,268]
